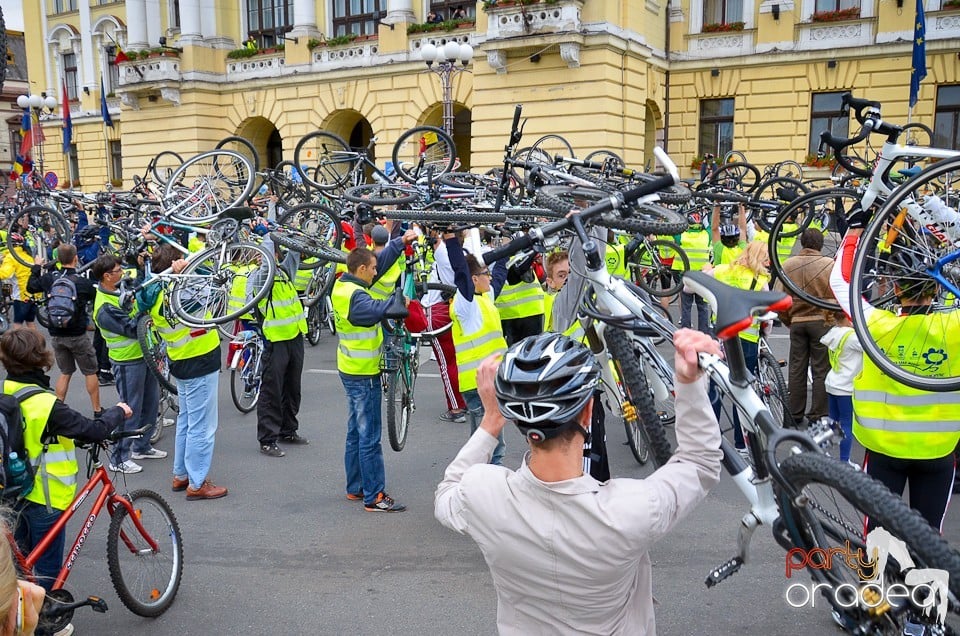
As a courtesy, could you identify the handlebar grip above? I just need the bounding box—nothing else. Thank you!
[511,104,522,134]
[483,233,534,265]
[842,93,882,124]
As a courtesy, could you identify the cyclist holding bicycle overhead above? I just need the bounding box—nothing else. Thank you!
[435,331,722,634]
[0,329,130,594]
[831,222,960,531]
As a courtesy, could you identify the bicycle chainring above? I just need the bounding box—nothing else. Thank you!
[36,588,74,636]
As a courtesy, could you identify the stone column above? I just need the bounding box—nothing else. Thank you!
[384,0,415,25]
[179,0,203,44]
[124,0,149,49]
[289,0,322,39]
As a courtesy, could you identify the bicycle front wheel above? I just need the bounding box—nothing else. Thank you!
[631,239,689,298]
[164,149,255,224]
[136,315,178,395]
[293,131,354,191]
[107,489,183,617]
[756,349,789,427]
[392,126,457,184]
[386,365,413,452]
[777,452,960,630]
[230,341,261,413]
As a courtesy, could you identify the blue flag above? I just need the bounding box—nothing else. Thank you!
[100,76,113,127]
[62,78,72,154]
[909,0,926,108]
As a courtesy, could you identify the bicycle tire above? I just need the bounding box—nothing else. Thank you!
[530,134,575,161]
[392,126,458,184]
[300,262,337,308]
[777,452,960,630]
[150,150,184,185]
[756,349,789,428]
[306,304,322,346]
[583,149,625,168]
[277,202,343,249]
[849,157,960,391]
[107,489,183,617]
[136,315,178,395]
[631,239,689,298]
[437,171,498,190]
[751,176,809,232]
[164,150,255,224]
[900,122,934,149]
[230,341,260,413]
[169,243,275,326]
[215,135,261,177]
[604,325,673,467]
[270,231,346,264]
[767,189,857,312]
[386,366,413,452]
[723,150,747,164]
[535,185,688,235]
[773,160,804,181]
[7,206,72,267]
[706,162,761,193]
[293,131,354,191]
[343,183,420,206]
[379,209,508,224]
[618,172,693,205]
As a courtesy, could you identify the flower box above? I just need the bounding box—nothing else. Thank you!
[702,21,744,33]
[811,7,860,22]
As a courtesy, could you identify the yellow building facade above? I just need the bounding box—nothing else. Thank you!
[18,0,960,188]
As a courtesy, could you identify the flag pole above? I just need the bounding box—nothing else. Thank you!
[103,120,112,185]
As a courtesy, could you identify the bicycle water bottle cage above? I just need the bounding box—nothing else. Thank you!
[682,271,792,340]
[384,290,409,321]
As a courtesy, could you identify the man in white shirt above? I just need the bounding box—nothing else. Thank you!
[435,330,723,635]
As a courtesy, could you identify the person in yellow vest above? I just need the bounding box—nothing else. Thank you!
[495,248,545,346]
[1,329,130,593]
[332,247,408,512]
[0,233,39,330]
[142,244,227,501]
[246,232,309,458]
[367,223,411,301]
[710,202,747,266]
[543,250,569,332]
[447,233,509,465]
[679,214,712,333]
[708,241,770,460]
[832,225,960,531]
[92,254,165,475]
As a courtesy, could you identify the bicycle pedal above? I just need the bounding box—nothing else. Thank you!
[704,556,743,588]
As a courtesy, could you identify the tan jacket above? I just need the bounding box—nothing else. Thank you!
[435,377,721,636]
[775,248,834,325]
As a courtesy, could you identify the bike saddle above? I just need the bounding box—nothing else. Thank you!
[220,206,255,221]
[682,271,792,340]
[384,289,409,321]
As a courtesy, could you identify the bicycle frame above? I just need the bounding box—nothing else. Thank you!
[16,460,153,591]
[859,139,957,211]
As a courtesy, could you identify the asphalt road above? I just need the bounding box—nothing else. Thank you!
[47,323,960,636]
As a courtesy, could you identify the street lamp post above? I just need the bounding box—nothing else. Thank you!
[16,93,59,177]
[420,41,473,137]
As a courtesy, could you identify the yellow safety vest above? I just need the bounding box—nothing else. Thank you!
[681,230,711,271]
[369,256,403,301]
[776,223,798,264]
[259,272,307,342]
[331,279,383,376]
[93,288,142,362]
[148,290,220,361]
[293,258,319,292]
[495,280,545,321]
[605,243,629,278]
[452,292,507,392]
[753,229,770,245]
[715,243,744,266]
[227,263,257,321]
[852,310,960,459]
[5,380,78,511]
[543,290,556,333]
[712,264,769,343]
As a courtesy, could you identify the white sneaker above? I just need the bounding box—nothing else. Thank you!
[53,624,74,636]
[161,417,175,428]
[847,460,862,471]
[132,448,168,460]
[109,460,143,474]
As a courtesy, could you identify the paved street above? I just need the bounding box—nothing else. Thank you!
[50,323,960,635]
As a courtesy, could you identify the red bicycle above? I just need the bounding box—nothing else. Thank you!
[5,426,183,635]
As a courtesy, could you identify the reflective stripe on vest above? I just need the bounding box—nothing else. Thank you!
[259,275,306,342]
[93,288,142,361]
[495,280,545,320]
[681,230,711,270]
[331,279,383,375]
[852,309,960,459]
[227,263,258,321]
[369,257,403,300]
[149,290,220,361]
[452,293,507,392]
[5,380,78,510]
[776,223,798,262]
[829,329,853,372]
[712,264,769,343]
[294,258,319,291]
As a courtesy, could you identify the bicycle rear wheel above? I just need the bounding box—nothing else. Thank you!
[137,315,178,395]
[293,131,354,191]
[392,126,457,184]
[630,239,689,298]
[164,150,255,224]
[7,205,72,267]
[778,452,960,631]
[107,489,183,617]
[230,341,261,413]
[306,304,322,346]
[386,364,414,452]
[756,348,789,427]
[277,202,343,249]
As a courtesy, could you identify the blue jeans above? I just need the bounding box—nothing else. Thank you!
[463,389,505,466]
[111,360,161,466]
[828,393,854,462]
[14,501,64,591]
[172,370,220,489]
[341,374,386,505]
[710,339,758,449]
[680,291,711,333]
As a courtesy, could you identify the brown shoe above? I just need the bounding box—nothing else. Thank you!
[172,476,189,492]
[186,480,228,501]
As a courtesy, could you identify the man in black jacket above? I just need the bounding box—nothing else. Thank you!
[27,244,101,414]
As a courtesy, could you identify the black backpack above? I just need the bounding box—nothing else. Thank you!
[47,272,79,329]
[0,387,45,501]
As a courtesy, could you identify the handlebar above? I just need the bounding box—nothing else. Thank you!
[483,147,678,265]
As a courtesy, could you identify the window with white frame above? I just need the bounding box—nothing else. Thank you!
[246,0,293,48]
[808,92,850,155]
[814,0,858,12]
[934,85,960,150]
[63,53,79,101]
[110,140,123,181]
[53,0,79,13]
[332,0,386,37]
[703,0,744,25]
[698,98,735,158]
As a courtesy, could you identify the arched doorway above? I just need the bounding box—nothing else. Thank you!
[233,116,282,169]
[644,100,664,172]
[421,103,472,170]
[323,110,376,177]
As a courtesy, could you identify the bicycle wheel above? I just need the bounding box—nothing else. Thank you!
[306,304,322,346]
[530,134,575,161]
[901,122,934,149]
[270,231,346,264]
[230,341,261,413]
[773,160,804,181]
[7,205,72,267]
[343,183,420,206]
[767,189,856,312]
[630,239,689,298]
[277,202,343,249]
[604,325,673,467]
[392,126,457,184]
[136,315,178,395]
[723,150,747,164]
[293,131,354,191]
[215,135,261,177]
[164,150,255,224]
[151,150,184,186]
[751,176,809,232]
[777,452,960,631]
[107,489,183,617]
[849,158,960,391]
[583,149,625,168]
[535,185,688,235]
[385,365,413,452]
[706,162,761,193]
[756,348,789,428]
[169,243,275,326]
